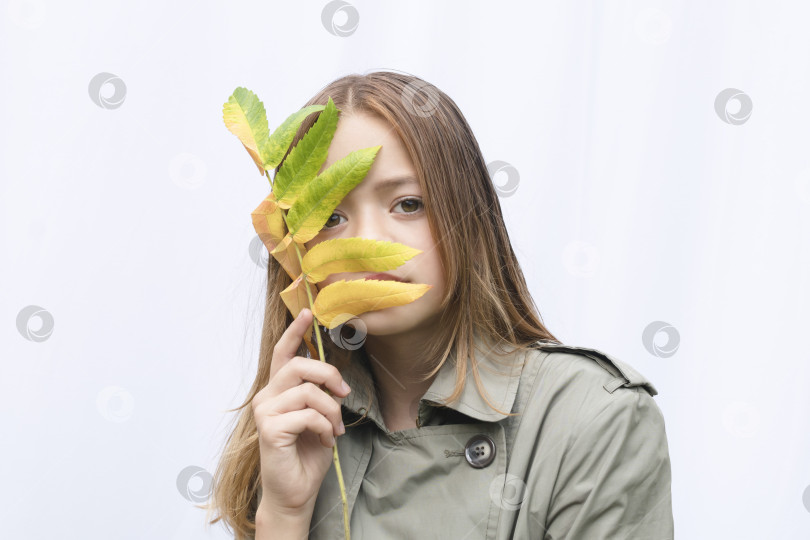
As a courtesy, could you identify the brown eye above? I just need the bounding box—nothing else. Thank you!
[394,198,423,214]
[323,213,346,229]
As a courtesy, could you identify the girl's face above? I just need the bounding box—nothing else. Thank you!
[304,112,446,337]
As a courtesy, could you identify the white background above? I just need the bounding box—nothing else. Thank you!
[2,1,809,538]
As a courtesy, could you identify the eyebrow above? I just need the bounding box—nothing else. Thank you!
[373,175,419,193]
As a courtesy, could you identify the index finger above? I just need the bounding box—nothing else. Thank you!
[269,308,314,381]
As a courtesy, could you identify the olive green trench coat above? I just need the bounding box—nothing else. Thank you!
[265,335,674,539]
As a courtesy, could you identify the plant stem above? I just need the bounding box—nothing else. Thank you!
[290,233,351,540]
[265,171,351,540]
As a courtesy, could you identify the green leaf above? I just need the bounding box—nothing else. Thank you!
[273,97,340,208]
[265,104,327,171]
[222,87,273,174]
[285,145,382,244]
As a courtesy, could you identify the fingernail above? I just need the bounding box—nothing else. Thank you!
[338,421,345,435]
[341,381,351,394]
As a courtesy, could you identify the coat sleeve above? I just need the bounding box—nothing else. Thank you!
[542,387,674,540]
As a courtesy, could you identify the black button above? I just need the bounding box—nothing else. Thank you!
[464,434,496,468]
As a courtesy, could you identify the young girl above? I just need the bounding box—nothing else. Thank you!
[206,71,674,539]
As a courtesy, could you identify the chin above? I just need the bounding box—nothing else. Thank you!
[357,303,436,337]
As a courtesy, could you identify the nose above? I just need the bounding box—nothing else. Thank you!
[349,206,394,243]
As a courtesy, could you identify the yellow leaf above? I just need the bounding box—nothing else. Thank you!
[279,274,315,319]
[241,143,265,175]
[312,279,432,329]
[222,88,324,175]
[302,237,422,283]
[269,233,293,255]
[250,194,303,279]
[222,88,272,175]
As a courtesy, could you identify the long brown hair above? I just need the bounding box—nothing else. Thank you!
[203,70,559,538]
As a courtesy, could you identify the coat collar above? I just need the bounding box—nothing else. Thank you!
[338,332,526,430]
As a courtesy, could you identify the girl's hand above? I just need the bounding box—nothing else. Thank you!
[251,308,351,516]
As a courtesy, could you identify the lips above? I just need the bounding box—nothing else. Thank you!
[363,272,407,283]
